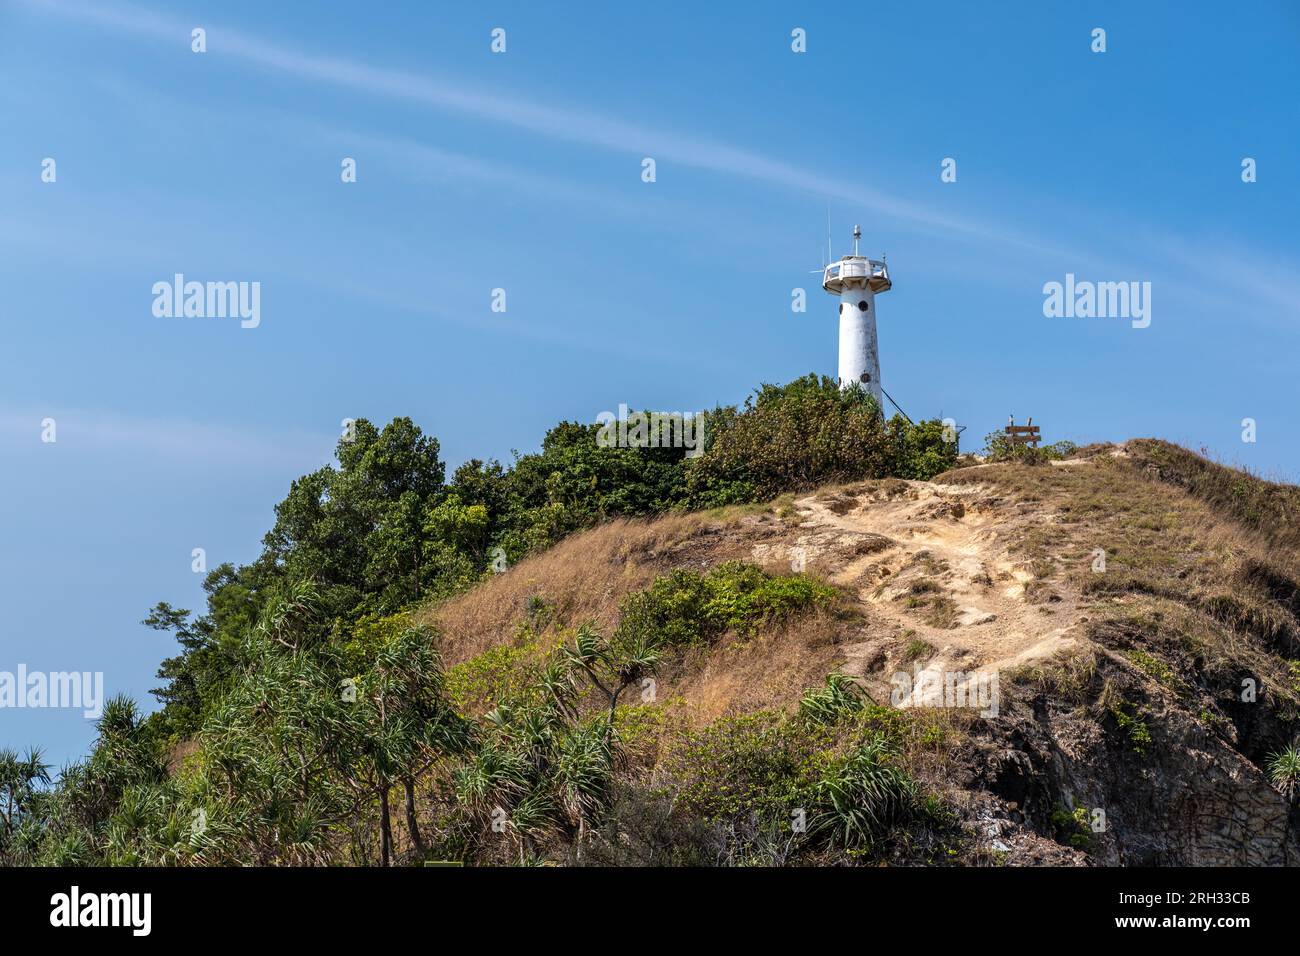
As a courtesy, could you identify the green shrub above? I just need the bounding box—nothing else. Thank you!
[1050,802,1095,851]
[799,674,868,726]
[1267,745,1300,801]
[664,704,935,861]
[1124,649,1186,695]
[685,375,956,506]
[616,561,835,649]
[1109,701,1152,756]
[667,712,828,822]
[892,418,962,481]
[807,736,921,852]
[335,610,413,675]
[446,641,548,715]
[983,431,1076,465]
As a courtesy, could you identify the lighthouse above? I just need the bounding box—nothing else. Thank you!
[821,225,891,406]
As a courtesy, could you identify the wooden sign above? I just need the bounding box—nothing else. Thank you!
[1006,417,1041,448]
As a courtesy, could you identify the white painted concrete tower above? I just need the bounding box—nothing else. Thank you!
[821,225,892,406]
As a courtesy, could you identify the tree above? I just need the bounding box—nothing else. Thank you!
[352,626,472,864]
[0,747,51,864]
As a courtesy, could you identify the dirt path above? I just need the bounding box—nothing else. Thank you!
[760,478,1089,697]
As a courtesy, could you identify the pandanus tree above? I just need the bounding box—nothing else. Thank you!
[71,582,477,866]
[178,586,474,866]
[563,623,661,736]
[450,622,659,863]
[352,625,473,865]
[0,747,52,864]
[20,695,170,865]
[195,633,365,865]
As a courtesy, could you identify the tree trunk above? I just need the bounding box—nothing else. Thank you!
[403,778,426,856]
[379,784,392,866]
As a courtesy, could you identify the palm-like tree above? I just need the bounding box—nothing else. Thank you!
[0,746,53,862]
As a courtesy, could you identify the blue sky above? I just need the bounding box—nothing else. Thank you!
[2,0,1297,766]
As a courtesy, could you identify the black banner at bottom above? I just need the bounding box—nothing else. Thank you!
[0,865,1278,942]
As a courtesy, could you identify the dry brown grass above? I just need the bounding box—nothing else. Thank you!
[946,454,1298,611]
[1007,645,1101,704]
[416,494,868,732]
[1124,438,1300,552]
[655,607,859,725]
[419,506,800,667]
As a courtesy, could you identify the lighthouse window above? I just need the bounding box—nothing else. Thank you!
[860,373,871,383]
[839,304,845,314]
[857,300,869,312]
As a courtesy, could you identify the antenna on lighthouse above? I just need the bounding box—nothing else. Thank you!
[852,224,861,256]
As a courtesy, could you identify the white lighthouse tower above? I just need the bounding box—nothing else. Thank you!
[821,225,892,406]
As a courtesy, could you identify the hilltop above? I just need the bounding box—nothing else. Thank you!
[4,374,1297,867]
[425,441,1300,864]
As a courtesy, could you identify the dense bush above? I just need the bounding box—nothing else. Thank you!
[982,430,1077,465]
[661,698,937,862]
[668,711,823,822]
[685,375,958,506]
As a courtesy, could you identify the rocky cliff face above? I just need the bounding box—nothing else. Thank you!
[970,686,1294,865]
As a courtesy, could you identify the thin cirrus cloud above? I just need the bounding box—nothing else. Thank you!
[0,407,331,471]
[17,0,1080,254]
[16,0,1296,327]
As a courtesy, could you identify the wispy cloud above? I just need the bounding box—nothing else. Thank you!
[15,0,1298,329]
[0,406,331,470]
[14,0,1058,251]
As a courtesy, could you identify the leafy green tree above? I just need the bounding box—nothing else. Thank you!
[498,418,687,556]
[262,417,446,614]
[448,623,654,863]
[423,493,492,589]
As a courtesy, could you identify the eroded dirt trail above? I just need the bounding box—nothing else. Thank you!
[755,479,1087,695]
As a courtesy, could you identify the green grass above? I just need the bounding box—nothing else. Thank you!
[901,638,936,664]
[1123,649,1187,696]
[799,674,868,726]
[1267,745,1300,801]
